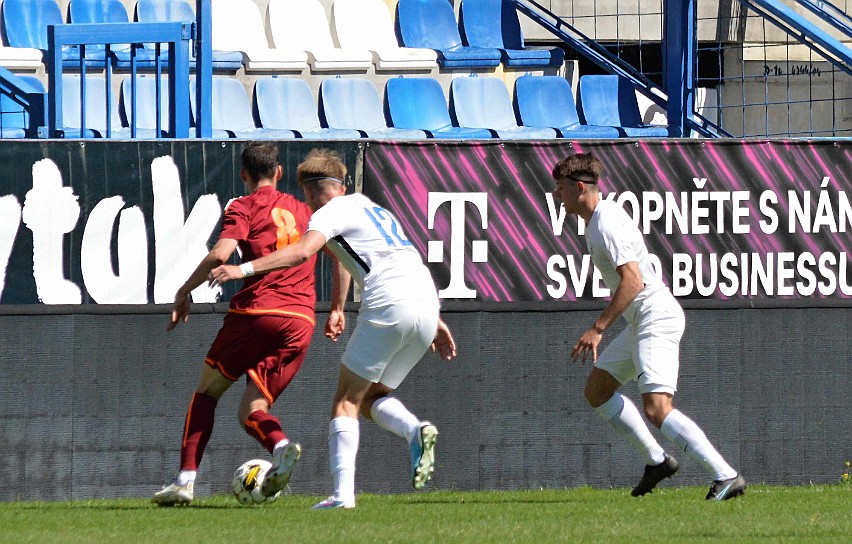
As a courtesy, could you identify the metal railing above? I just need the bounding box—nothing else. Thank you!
[46,22,192,138]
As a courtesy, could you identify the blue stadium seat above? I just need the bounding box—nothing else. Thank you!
[120,75,180,138]
[2,0,105,69]
[459,0,564,68]
[450,76,557,139]
[514,75,620,139]
[396,0,501,69]
[68,0,154,69]
[386,77,492,139]
[61,74,129,138]
[254,77,362,140]
[578,75,671,137]
[136,0,244,71]
[190,77,296,139]
[319,77,427,139]
[0,76,45,139]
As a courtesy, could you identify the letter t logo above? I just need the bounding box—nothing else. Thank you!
[427,192,488,298]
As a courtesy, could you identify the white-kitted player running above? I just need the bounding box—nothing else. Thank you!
[551,152,745,501]
[210,148,457,509]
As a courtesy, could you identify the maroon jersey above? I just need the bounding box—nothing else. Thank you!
[219,185,316,325]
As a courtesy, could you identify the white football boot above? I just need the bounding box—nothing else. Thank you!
[151,481,194,506]
[261,442,302,497]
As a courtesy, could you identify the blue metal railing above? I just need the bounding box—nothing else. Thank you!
[0,67,47,139]
[794,0,852,41]
[739,0,852,78]
[512,0,727,137]
[47,22,192,138]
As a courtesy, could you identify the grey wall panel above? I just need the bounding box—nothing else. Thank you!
[0,306,849,502]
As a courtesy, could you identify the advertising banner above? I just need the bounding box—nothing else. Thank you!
[0,141,359,304]
[363,140,852,304]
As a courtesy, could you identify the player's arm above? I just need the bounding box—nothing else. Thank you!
[168,238,239,330]
[571,261,643,363]
[208,230,327,286]
[325,256,351,342]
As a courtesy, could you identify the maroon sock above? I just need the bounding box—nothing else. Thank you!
[243,410,287,453]
[179,392,217,471]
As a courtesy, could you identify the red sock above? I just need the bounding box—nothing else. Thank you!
[179,392,217,471]
[244,410,287,453]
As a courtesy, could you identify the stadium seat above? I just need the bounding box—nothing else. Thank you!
[0,76,45,139]
[211,0,307,72]
[60,74,129,138]
[386,77,492,139]
[450,76,557,139]
[120,75,185,138]
[68,0,161,70]
[267,0,372,72]
[514,75,620,139]
[396,0,501,69]
[0,45,43,70]
[331,0,437,71]
[190,76,296,139]
[254,77,362,139]
[135,0,243,71]
[2,0,105,69]
[319,77,427,139]
[578,75,671,137]
[459,0,564,68]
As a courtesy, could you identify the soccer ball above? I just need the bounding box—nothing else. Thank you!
[231,459,279,505]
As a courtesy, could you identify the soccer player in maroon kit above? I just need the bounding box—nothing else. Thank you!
[152,143,316,506]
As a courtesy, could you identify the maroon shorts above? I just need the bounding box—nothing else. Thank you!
[205,312,314,406]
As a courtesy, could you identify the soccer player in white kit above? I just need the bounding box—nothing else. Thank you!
[210,148,457,509]
[551,153,745,500]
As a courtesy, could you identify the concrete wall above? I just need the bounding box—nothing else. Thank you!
[0,303,848,501]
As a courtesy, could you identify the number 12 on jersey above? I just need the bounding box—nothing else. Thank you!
[364,206,412,247]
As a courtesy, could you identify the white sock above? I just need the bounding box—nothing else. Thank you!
[328,416,359,503]
[272,438,290,453]
[370,396,421,444]
[594,394,667,465]
[660,409,737,481]
[176,470,196,486]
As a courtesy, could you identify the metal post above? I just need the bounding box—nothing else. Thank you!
[47,26,63,138]
[664,0,696,137]
[195,0,212,138]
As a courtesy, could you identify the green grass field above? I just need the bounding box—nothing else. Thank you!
[1,485,849,543]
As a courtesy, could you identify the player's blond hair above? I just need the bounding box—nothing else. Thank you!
[297,148,348,190]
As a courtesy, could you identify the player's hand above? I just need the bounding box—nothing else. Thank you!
[571,326,603,364]
[208,264,242,288]
[325,309,345,341]
[431,319,457,361]
[167,293,190,331]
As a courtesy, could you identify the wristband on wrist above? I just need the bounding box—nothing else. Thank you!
[239,262,255,277]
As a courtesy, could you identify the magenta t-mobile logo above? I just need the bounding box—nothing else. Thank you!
[426,192,488,298]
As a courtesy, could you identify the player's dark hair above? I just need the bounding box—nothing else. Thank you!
[297,148,348,190]
[552,153,604,183]
[241,142,280,182]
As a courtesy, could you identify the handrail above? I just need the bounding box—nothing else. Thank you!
[794,0,852,41]
[739,0,852,78]
[0,67,47,138]
[46,21,192,138]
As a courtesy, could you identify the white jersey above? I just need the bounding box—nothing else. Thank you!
[307,193,439,309]
[585,199,668,325]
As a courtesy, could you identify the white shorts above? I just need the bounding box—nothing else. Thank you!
[595,290,685,395]
[342,301,440,389]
